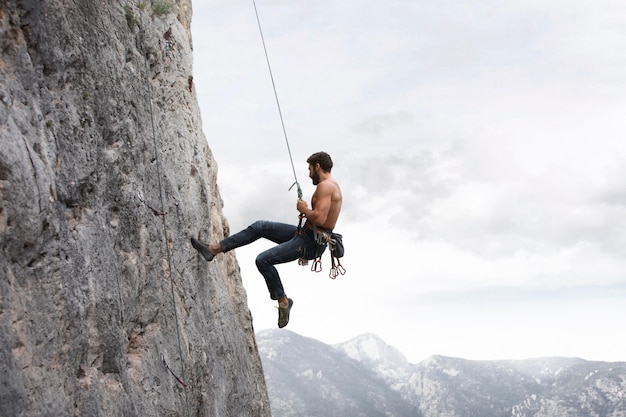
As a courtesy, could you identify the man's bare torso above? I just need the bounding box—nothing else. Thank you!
[311,178,342,230]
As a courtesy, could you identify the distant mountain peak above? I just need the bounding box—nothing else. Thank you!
[336,333,389,360]
[257,330,626,417]
[335,333,413,378]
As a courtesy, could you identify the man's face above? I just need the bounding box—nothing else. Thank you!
[309,163,320,185]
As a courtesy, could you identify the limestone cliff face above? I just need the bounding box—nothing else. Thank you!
[0,1,271,416]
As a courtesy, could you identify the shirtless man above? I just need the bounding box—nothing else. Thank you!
[191,152,342,328]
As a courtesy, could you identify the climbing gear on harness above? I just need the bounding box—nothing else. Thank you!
[310,257,322,272]
[329,255,346,279]
[296,213,306,236]
[253,0,302,200]
[277,298,294,328]
[301,223,347,279]
[326,232,346,279]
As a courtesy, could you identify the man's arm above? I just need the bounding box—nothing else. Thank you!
[296,183,332,226]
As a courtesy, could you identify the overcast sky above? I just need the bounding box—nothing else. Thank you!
[190,0,626,363]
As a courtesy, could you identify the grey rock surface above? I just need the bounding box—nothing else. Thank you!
[0,1,271,416]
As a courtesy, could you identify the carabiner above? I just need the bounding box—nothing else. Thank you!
[311,257,322,273]
[329,267,338,279]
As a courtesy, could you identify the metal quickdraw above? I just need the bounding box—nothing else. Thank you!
[296,213,306,236]
[137,192,166,216]
[161,353,188,388]
[311,257,323,272]
[304,225,347,278]
[329,256,346,279]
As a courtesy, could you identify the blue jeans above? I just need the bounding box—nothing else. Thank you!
[220,220,326,300]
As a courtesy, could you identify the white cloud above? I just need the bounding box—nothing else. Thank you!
[192,0,626,362]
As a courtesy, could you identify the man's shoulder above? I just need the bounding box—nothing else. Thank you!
[316,178,340,193]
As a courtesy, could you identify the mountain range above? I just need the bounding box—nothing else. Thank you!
[257,329,626,417]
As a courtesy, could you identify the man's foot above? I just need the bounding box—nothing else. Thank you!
[277,298,293,328]
[191,237,214,261]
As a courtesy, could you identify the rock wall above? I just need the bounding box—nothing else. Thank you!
[0,1,271,416]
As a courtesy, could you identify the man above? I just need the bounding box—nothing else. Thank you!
[191,151,342,328]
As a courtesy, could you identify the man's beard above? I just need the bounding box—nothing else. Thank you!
[311,171,320,185]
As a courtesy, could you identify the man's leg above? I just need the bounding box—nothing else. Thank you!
[254,236,303,301]
[191,220,296,261]
[255,237,304,328]
[192,220,306,328]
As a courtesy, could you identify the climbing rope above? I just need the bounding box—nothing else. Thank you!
[138,8,191,414]
[252,0,302,200]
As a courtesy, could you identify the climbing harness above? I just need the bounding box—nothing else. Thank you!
[313,229,346,279]
[298,223,347,279]
[252,0,302,200]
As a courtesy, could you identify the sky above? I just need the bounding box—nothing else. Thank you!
[190,0,626,363]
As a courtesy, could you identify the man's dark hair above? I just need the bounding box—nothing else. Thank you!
[307,151,333,172]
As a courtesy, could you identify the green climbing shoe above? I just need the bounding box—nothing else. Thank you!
[277,298,293,328]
